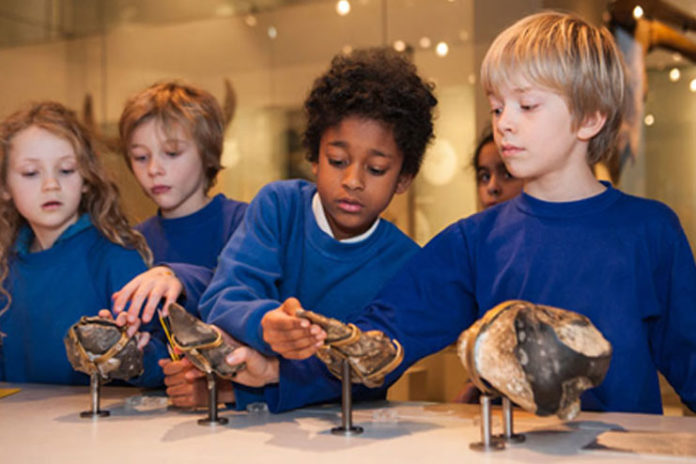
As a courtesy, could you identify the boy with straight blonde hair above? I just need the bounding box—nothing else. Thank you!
[262,11,696,414]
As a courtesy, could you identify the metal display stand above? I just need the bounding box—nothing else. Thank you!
[470,394,505,451]
[331,359,363,436]
[496,397,526,443]
[470,395,526,451]
[80,373,110,418]
[198,373,228,426]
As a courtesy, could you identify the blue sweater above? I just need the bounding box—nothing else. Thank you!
[352,183,696,415]
[0,215,167,387]
[264,183,696,414]
[136,193,247,269]
[198,180,419,409]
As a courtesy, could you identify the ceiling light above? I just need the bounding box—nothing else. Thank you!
[435,41,449,57]
[336,0,351,16]
[669,68,681,82]
[633,6,644,19]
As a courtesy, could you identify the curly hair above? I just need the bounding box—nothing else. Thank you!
[303,47,437,176]
[0,101,152,315]
[119,81,225,192]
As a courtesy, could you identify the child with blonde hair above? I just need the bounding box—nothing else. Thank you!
[264,12,696,414]
[0,101,165,386]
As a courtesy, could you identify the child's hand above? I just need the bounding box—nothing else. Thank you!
[261,297,326,359]
[97,309,150,350]
[225,346,280,387]
[159,358,234,408]
[111,266,183,325]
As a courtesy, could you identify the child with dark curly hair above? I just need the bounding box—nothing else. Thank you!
[161,47,437,410]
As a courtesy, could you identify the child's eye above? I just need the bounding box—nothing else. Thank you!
[21,171,38,178]
[130,153,148,163]
[490,107,502,116]
[520,103,538,111]
[165,151,180,158]
[328,158,346,167]
[60,168,76,175]
[368,166,387,176]
[477,171,491,184]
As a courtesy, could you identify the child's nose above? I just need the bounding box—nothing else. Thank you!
[487,177,502,197]
[495,107,515,133]
[147,157,164,176]
[342,165,365,190]
[42,176,60,191]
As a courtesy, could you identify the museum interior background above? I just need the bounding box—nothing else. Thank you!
[0,0,694,414]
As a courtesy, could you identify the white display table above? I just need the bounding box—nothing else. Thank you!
[1,382,694,463]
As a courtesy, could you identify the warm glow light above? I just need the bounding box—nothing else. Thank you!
[435,41,449,57]
[245,14,257,27]
[393,40,406,52]
[633,5,644,19]
[644,114,655,126]
[419,37,431,49]
[342,45,353,55]
[690,79,696,92]
[267,26,277,39]
[669,68,681,82]
[336,0,351,16]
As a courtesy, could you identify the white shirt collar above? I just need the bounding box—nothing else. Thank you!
[312,193,380,243]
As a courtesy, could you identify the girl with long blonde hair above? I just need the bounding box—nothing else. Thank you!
[0,101,166,386]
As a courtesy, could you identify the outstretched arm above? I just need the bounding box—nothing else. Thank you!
[261,297,325,359]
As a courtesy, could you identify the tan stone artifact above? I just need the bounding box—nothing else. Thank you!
[167,302,245,378]
[296,309,403,388]
[458,300,612,420]
[64,316,143,381]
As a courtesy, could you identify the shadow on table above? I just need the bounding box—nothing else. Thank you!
[158,405,441,452]
[508,420,625,457]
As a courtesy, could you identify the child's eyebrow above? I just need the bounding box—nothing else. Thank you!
[327,141,393,159]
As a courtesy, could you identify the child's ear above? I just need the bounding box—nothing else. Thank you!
[311,162,318,177]
[577,111,607,141]
[1,190,10,201]
[394,173,414,194]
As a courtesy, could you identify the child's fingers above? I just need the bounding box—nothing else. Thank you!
[97,309,113,320]
[125,318,141,338]
[280,297,302,315]
[139,286,165,324]
[114,311,129,326]
[111,279,140,314]
[135,331,150,350]
[279,345,320,360]
[162,284,182,316]
[263,326,312,344]
[261,314,309,336]
[160,358,192,375]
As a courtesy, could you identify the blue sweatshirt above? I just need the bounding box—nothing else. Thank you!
[262,183,696,414]
[0,215,166,387]
[351,183,696,415]
[198,180,420,409]
[136,193,247,269]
